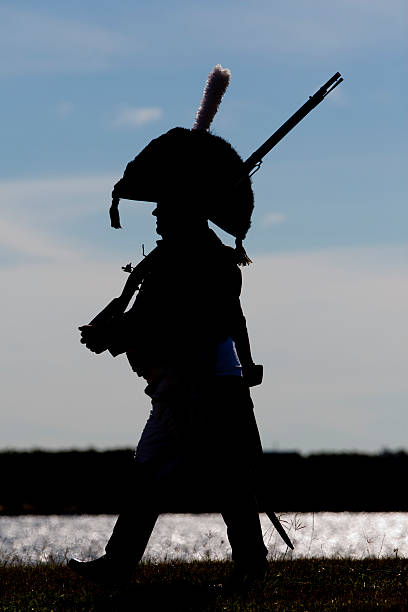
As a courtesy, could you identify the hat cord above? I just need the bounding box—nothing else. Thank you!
[235,237,252,266]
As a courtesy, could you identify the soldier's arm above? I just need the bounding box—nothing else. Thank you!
[228,265,263,387]
[78,247,160,354]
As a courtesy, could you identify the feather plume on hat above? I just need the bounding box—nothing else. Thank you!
[191,64,252,264]
[192,65,231,131]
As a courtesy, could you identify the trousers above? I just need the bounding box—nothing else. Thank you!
[105,372,268,567]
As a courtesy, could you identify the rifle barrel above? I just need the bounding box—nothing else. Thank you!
[243,72,343,174]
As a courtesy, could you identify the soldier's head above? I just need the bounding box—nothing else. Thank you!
[151,200,207,238]
[110,127,254,242]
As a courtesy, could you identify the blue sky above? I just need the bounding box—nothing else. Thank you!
[1,1,407,452]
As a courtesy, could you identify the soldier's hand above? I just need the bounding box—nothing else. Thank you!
[242,363,263,387]
[78,324,109,354]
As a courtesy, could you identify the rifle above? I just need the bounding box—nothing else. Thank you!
[241,72,343,177]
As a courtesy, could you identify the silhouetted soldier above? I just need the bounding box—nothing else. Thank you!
[69,66,268,586]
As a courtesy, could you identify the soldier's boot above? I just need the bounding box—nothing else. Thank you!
[68,554,134,586]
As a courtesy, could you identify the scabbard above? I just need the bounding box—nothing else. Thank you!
[265,509,294,550]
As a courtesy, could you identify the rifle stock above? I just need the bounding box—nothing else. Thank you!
[87,246,160,328]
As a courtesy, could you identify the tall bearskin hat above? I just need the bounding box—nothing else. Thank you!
[110,65,254,262]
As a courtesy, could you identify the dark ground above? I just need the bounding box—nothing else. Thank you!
[1,559,408,611]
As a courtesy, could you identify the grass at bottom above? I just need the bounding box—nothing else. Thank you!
[1,558,408,611]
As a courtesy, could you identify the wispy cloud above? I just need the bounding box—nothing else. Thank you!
[0,174,113,221]
[113,106,163,128]
[139,0,406,62]
[0,173,152,264]
[0,1,404,77]
[0,7,128,75]
[262,212,286,228]
[56,101,75,117]
[0,217,79,262]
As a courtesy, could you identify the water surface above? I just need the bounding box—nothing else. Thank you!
[1,513,407,564]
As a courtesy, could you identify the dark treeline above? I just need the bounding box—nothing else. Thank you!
[1,449,407,515]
